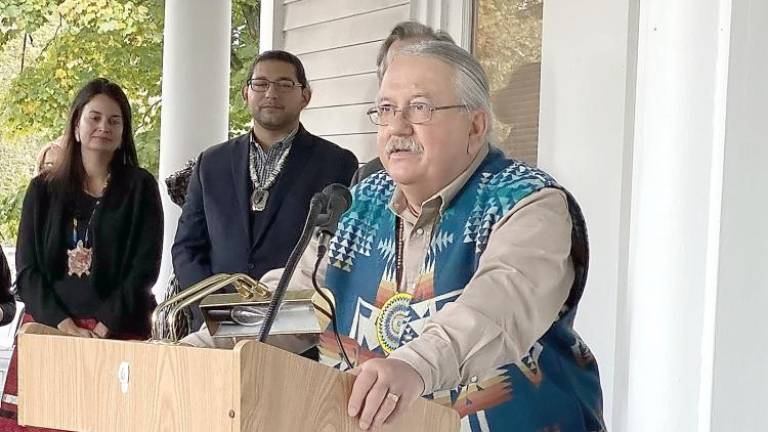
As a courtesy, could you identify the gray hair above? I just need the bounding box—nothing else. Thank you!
[376,21,455,80]
[389,41,493,139]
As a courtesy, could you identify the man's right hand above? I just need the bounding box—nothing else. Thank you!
[57,318,98,338]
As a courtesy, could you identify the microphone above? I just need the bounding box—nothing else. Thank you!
[315,184,352,256]
[257,184,351,342]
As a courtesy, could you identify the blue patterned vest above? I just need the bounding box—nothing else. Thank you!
[323,148,605,432]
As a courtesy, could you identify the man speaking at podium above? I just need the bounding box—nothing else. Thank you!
[172,50,358,330]
[316,42,606,432]
[187,42,605,432]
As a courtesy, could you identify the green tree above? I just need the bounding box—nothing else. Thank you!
[229,0,260,135]
[0,0,164,173]
[0,0,261,245]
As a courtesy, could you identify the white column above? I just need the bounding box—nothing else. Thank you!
[259,0,283,52]
[622,1,731,430]
[539,1,637,429]
[710,0,768,429]
[156,0,232,296]
[536,0,762,430]
[410,0,473,50]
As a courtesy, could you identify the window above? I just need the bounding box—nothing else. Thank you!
[473,0,543,166]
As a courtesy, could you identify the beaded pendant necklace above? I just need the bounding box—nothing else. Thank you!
[66,174,109,277]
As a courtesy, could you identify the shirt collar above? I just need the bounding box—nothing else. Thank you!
[388,143,490,224]
[250,126,299,154]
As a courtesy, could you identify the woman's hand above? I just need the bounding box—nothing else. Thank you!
[57,317,97,338]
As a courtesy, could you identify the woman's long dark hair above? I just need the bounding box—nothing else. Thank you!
[47,78,139,196]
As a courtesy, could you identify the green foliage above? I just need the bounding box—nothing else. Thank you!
[0,136,35,244]
[0,0,164,174]
[0,0,260,246]
[0,0,64,49]
[0,137,35,244]
[0,179,26,244]
[229,0,260,136]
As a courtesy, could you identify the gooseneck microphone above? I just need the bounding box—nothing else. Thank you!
[315,183,353,257]
[257,184,352,342]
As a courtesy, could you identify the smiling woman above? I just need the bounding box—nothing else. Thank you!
[0,78,164,429]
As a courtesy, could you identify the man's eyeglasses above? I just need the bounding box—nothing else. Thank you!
[366,102,467,126]
[247,78,304,93]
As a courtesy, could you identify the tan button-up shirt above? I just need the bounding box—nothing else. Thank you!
[261,143,574,395]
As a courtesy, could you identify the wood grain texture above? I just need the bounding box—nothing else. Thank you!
[18,324,458,432]
[236,341,459,432]
[19,324,237,432]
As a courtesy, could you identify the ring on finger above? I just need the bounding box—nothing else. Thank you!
[386,392,400,404]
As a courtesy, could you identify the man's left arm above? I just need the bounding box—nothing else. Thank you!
[348,188,574,430]
[390,187,573,392]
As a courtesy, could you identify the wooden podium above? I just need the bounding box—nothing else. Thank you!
[17,323,459,431]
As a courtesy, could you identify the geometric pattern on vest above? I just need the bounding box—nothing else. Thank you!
[323,148,606,432]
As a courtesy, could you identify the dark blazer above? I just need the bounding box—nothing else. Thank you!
[172,125,358,293]
[15,166,163,335]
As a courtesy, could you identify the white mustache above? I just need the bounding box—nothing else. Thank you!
[385,137,424,155]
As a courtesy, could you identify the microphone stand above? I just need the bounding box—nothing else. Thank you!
[257,193,326,342]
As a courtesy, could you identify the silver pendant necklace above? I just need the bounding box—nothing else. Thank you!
[248,137,292,212]
[250,188,269,212]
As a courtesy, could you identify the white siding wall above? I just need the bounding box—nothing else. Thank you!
[539,2,635,428]
[278,0,412,162]
[710,0,768,428]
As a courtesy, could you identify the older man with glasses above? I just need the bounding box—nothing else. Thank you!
[345,41,605,431]
[172,50,358,343]
[350,21,457,186]
[248,41,606,431]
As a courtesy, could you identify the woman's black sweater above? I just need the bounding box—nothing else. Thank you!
[15,165,163,336]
